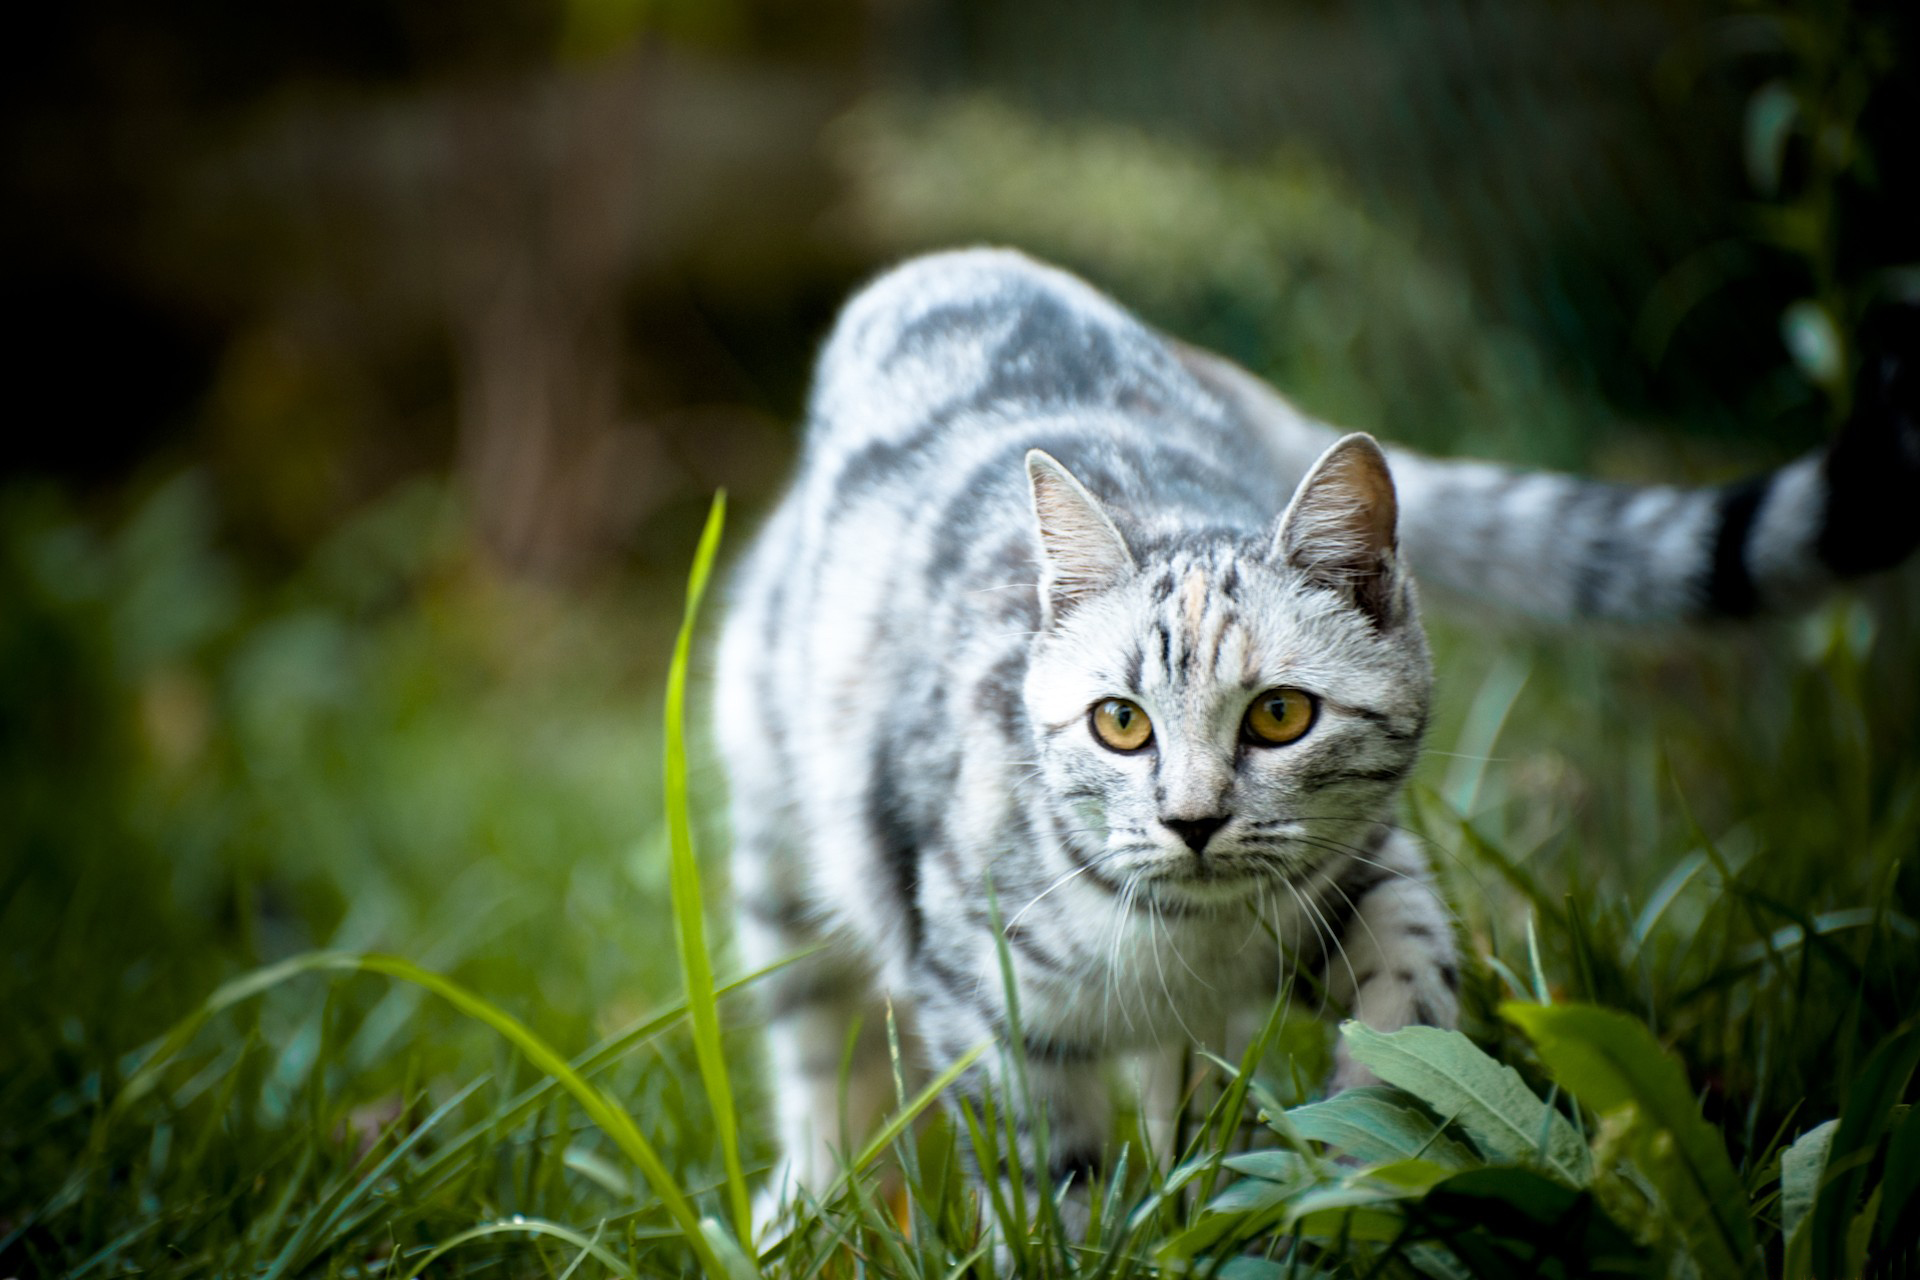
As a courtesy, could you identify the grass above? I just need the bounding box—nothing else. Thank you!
[3,463,1918,1277]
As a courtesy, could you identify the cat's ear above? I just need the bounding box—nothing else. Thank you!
[1026,449,1135,625]
[1272,433,1402,628]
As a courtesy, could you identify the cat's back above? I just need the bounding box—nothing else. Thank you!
[772,250,1278,603]
[801,247,1188,475]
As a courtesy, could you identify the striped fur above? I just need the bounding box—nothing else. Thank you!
[717,249,1918,1216]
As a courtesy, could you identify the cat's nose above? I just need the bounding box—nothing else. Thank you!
[1163,815,1229,855]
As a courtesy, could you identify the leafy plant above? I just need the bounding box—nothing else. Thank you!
[1178,1008,1917,1278]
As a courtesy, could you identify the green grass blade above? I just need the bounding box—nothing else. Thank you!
[95,944,799,1267]
[343,953,727,1274]
[1875,1099,1920,1257]
[260,1077,485,1279]
[328,955,804,1245]
[1441,652,1529,816]
[104,950,727,1274]
[826,1041,989,1203]
[663,492,755,1250]
[393,1216,639,1280]
[108,949,365,1119]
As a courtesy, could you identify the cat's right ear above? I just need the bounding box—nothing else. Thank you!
[1026,450,1135,626]
[1272,433,1402,629]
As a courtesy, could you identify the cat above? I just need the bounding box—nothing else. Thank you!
[715,247,1919,1219]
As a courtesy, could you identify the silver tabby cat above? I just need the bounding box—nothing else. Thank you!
[716,248,1919,1214]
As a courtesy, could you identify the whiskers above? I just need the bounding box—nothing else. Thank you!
[1001,838,1127,934]
[1286,814,1476,935]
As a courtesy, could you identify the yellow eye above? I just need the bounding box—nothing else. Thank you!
[1091,698,1153,752]
[1244,688,1316,745]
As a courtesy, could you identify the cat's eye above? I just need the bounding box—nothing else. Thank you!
[1090,698,1153,752]
[1244,688,1316,746]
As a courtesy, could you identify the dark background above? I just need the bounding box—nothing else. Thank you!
[10,0,1915,578]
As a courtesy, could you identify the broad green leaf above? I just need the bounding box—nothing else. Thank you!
[1221,1150,1310,1183]
[1811,1022,1920,1278]
[1779,1119,1835,1251]
[1285,1084,1476,1169]
[1356,1157,1458,1194]
[1163,1160,1448,1263]
[1848,1189,1880,1280]
[1291,1206,1408,1242]
[1154,1204,1246,1261]
[1341,1023,1590,1186]
[1209,1151,1313,1218]
[1206,1176,1293,1215]
[1505,1001,1759,1278]
[1406,1243,1475,1280]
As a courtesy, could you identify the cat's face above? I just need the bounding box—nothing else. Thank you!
[1022,436,1432,904]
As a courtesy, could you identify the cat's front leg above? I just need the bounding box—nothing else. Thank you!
[959,1052,1111,1239]
[914,957,1111,1229]
[1318,839,1459,1091]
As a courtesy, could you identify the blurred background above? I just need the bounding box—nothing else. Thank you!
[5,0,1918,1255]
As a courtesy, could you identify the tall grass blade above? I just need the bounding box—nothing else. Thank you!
[1875,1100,1920,1258]
[103,950,728,1275]
[662,491,756,1249]
[1442,652,1528,816]
[108,949,367,1119]
[841,1042,990,1186]
[261,1077,486,1279]
[329,956,801,1245]
[339,954,728,1274]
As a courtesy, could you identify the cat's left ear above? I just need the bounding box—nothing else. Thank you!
[1272,433,1403,629]
[1027,450,1135,626]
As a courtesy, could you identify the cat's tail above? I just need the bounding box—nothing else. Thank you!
[1180,307,1920,625]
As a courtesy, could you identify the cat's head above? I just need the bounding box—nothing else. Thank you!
[1021,434,1432,903]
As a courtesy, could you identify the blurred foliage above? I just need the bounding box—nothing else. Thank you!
[0,476,707,1209]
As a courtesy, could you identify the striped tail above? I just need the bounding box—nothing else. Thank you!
[1181,306,1920,625]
